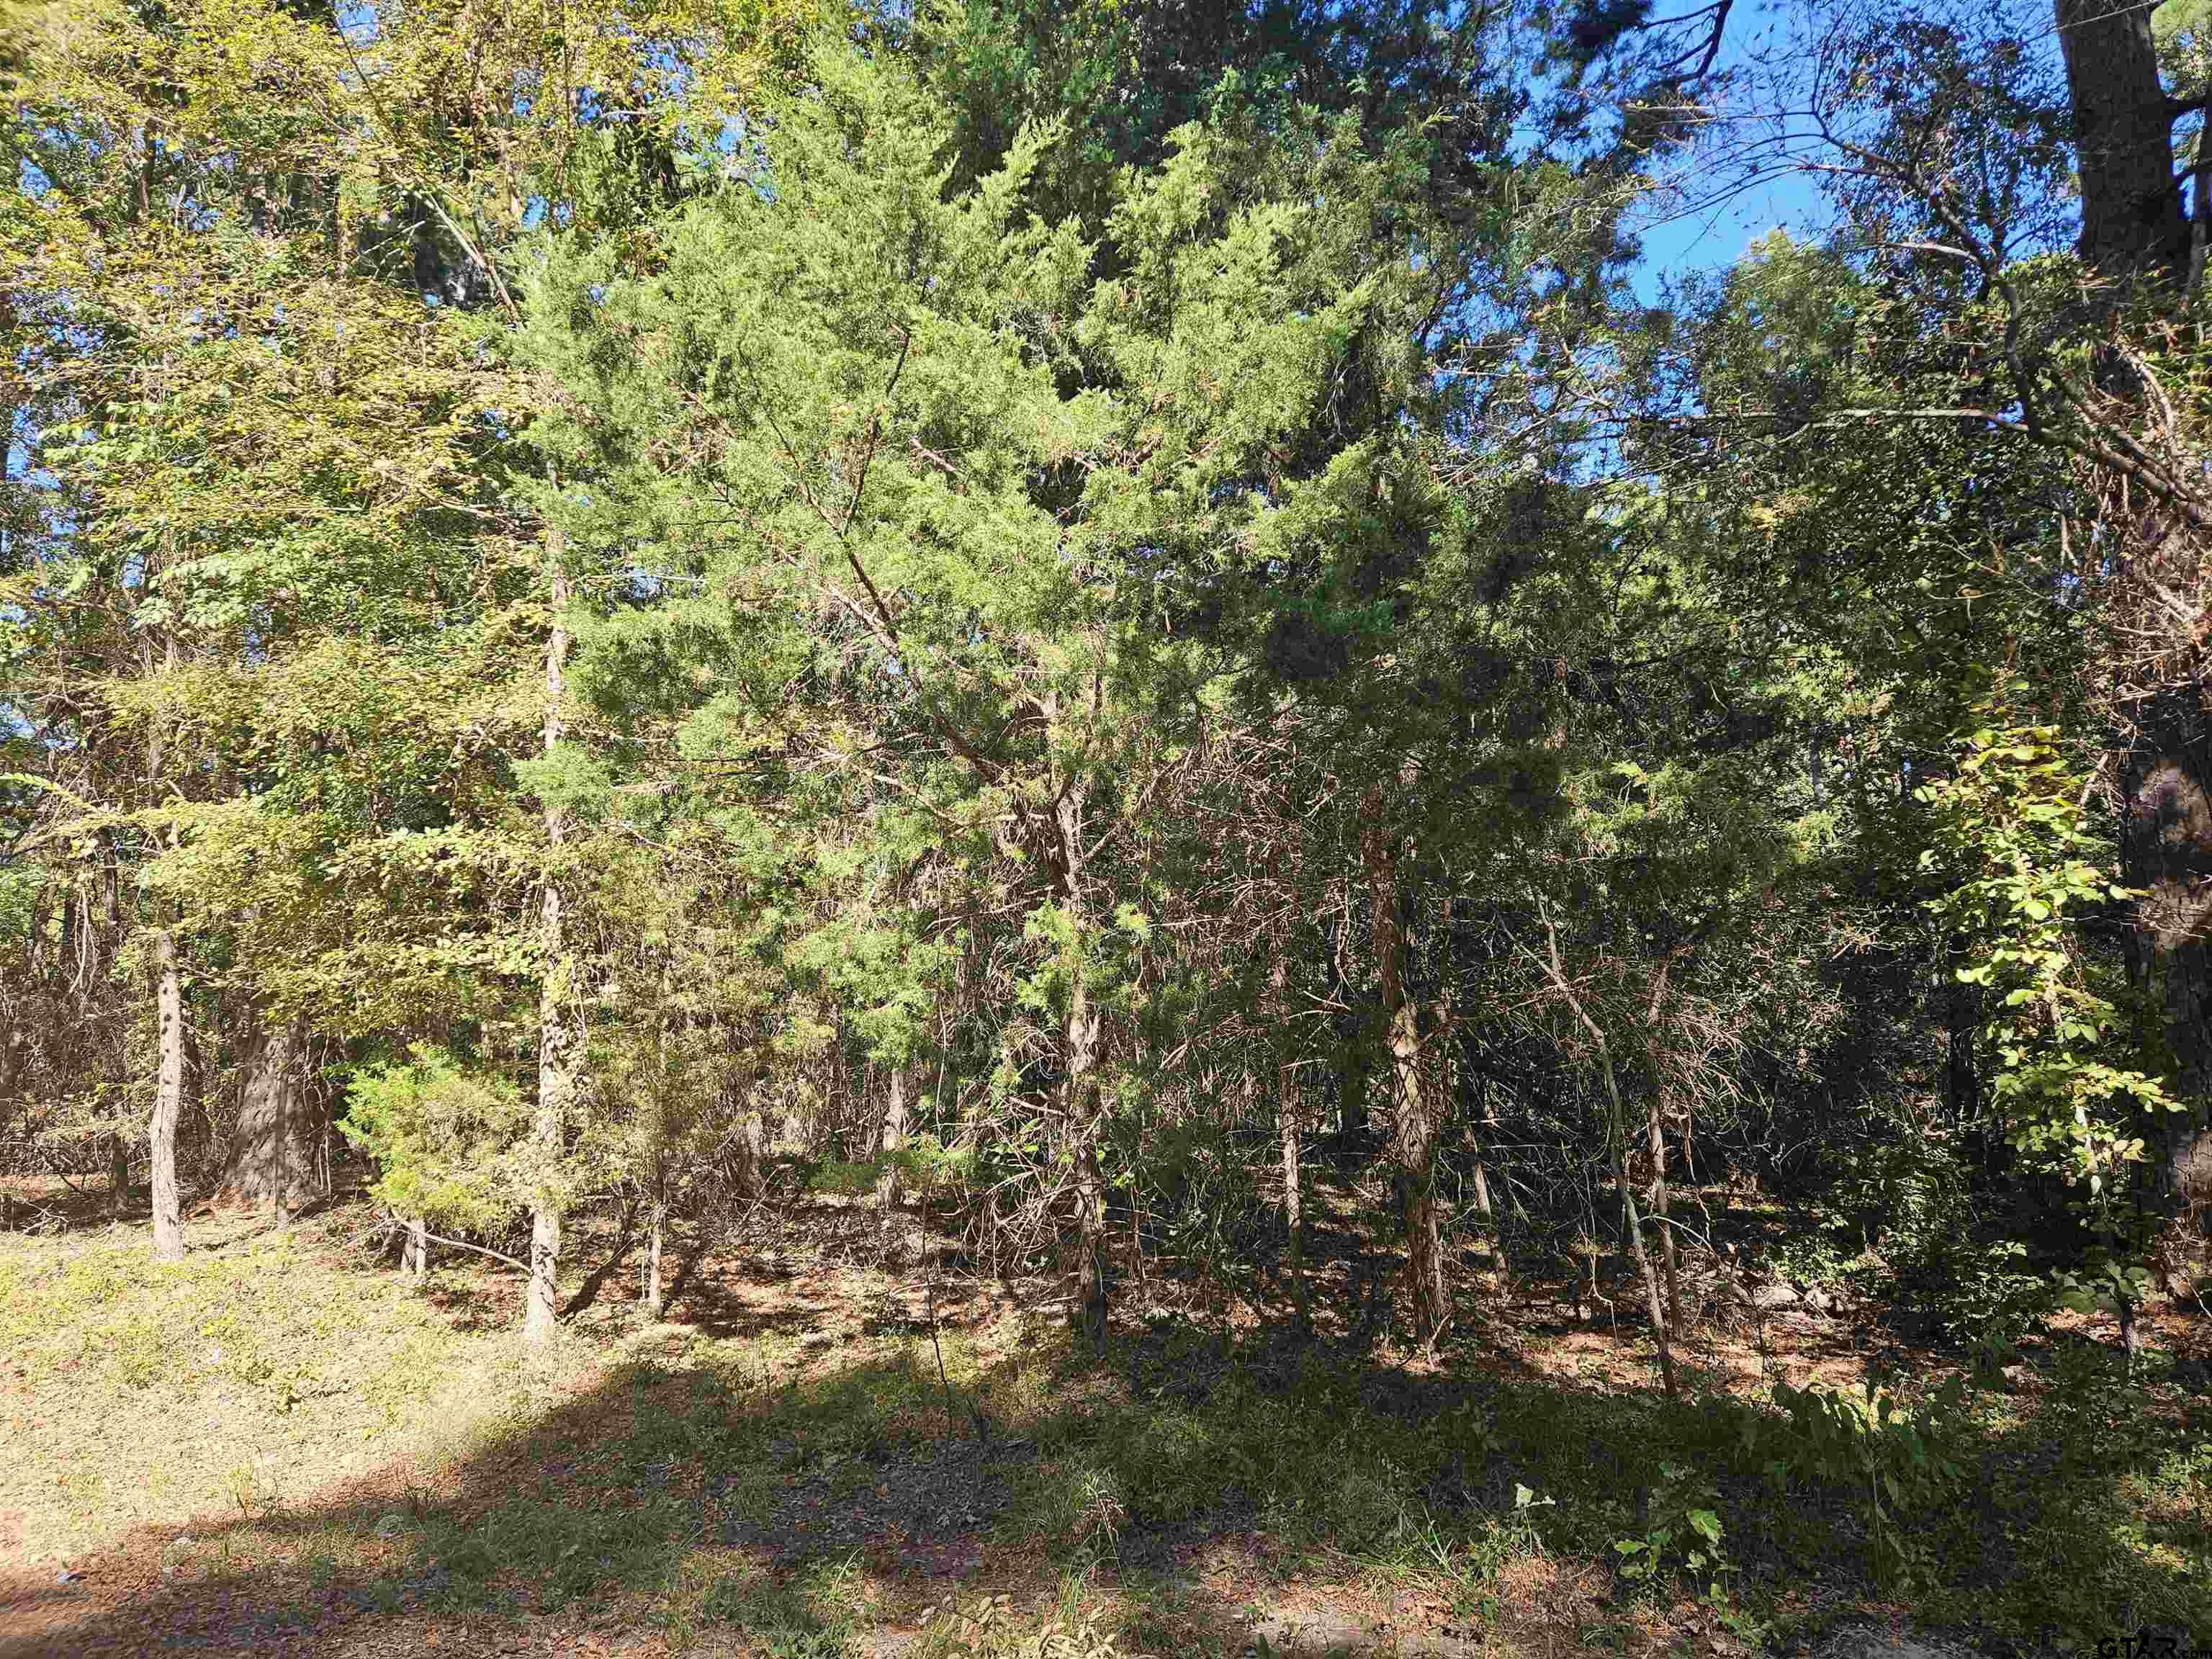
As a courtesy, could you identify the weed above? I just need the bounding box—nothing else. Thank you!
[919,1591,1124,1659]
[1743,1379,1968,1588]
[1613,1462,1732,1596]
[699,1553,864,1657]
[7,1202,2211,1657]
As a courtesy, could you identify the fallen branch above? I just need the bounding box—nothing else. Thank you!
[414,1228,528,1272]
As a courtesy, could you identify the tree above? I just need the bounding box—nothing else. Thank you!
[2056,0,2190,280]
[518,27,1573,1336]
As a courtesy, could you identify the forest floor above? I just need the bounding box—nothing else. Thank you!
[1,1170,2208,1659]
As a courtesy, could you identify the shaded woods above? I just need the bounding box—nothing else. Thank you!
[4,0,2212,1652]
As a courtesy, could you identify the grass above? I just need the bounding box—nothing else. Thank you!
[0,1215,554,1568]
[2,1194,2210,1657]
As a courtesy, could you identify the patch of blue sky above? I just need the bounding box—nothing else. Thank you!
[1618,0,2080,300]
[336,0,377,45]
[1627,162,1826,305]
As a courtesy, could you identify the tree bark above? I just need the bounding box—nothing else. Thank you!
[403,1213,429,1287]
[1601,1039,1677,1393]
[1072,1134,1108,1340]
[1280,1083,1309,1331]
[2054,0,2189,282]
[1326,876,1370,1151]
[2123,725,2212,1199]
[146,598,184,1265]
[644,1172,665,1319]
[1053,768,1110,1343]
[1257,954,1310,1328]
[524,522,573,1345]
[219,1015,315,1217]
[1645,1090,1681,1330]
[1619,1157,1678,1397]
[149,930,184,1263]
[876,1066,909,1225]
[1470,1155,1506,1283]
[1364,788,1449,1346]
[109,1130,130,1220]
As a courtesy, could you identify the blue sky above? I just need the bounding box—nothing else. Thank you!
[1629,165,1827,303]
[1616,0,1837,303]
[1617,0,2081,302]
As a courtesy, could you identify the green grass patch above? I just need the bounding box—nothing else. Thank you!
[9,1212,2208,1655]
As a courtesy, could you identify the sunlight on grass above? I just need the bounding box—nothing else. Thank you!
[6,1213,2209,1656]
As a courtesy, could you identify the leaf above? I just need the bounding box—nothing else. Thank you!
[1688,1509,1722,1543]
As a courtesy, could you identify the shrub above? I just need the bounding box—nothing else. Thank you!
[339,1046,531,1235]
[1743,1377,1969,1586]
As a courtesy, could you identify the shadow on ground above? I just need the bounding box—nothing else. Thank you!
[5,1170,2211,1659]
[7,1280,2211,1659]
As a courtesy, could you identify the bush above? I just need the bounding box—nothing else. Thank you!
[806,1136,979,1200]
[1741,1377,1970,1586]
[1822,1130,2051,1351]
[339,1046,531,1234]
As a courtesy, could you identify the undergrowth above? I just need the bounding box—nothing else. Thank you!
[5,1209,2209,1655]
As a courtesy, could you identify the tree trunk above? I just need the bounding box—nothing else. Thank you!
[1280,1074,1309,1334]
[1645,1091,1681,1331]
[1606,1065,1676,1393]
[2123,725,2212,1200]
[1072,1136,1108,1339]
[2054,0,2189,282]
[144,571,185,1265]
[1048,736,1110,1343]
[1470,1156,1504,1282]
[876,1066,909,1224]
[220,1015,314,1217]
[647,967,672,1316]
[1620,1157,1678,1398]
[150,930,185,1263]
[1364,789,1449,1346]
[402,1214,429,1287]
[1326,876,1370,1151]
[1030,684,1112,1338]
[1261,955,1309,1328]
[109,1130,130,1220]
[644,1174,665,1319]
[524,522,573,1346]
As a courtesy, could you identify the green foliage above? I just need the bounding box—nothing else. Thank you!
[339,1048,533,1233]
[1918,676,2188,1303]
[2052,1259,2156,1322]
[1821,1130,2052,1350]
[1612,1461,1732,1596]
[1743,1379,1970,1587]
[805,1136,978,1200]
[1919,681,2180,1177]
[698,1555,865,1656]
